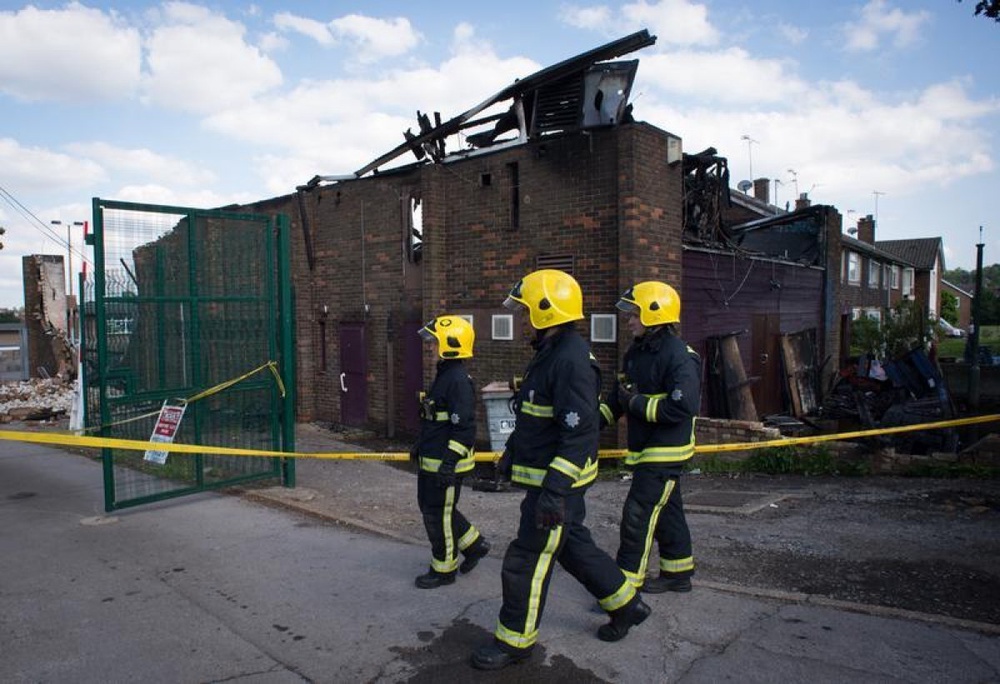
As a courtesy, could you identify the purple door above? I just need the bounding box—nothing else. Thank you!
[339,322,368,427]
[402,320,423,434]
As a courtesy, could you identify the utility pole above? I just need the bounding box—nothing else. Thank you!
[970,228,984,414]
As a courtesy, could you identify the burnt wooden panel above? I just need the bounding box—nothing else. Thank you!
[682,249,824,419]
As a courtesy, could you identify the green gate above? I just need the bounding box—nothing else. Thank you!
[83,198,295,512]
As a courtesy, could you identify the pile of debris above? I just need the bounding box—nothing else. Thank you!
[0,378,77,422]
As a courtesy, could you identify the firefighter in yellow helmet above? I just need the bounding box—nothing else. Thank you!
[601,281,701,594]
[411,315,490,589]
[471,270,650,671]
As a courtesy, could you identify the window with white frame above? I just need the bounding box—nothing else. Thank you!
[847,252,861,284]
[883,264,891,290]
[891,265,900,289]
[868,258,879,288]
[851,307,863,320]
[590,314,617,343]
[866,308,882,323]
[902,268,914,297]
[491,314,513,340]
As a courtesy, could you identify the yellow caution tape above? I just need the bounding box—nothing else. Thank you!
[2,413,997,463]
[82,361,286,433]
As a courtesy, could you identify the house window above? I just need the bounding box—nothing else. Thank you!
[891,266,900,289]
[883,264,891,290]
[868,259,879,288]
[492,314,513,341]
[902,268,914,297]
[590,314,617,343]
[851,307,863,320]
[847,252,860,285]
[866,309,882,323]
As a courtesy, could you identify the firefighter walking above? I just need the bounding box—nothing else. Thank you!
[600,281,701,594]
[471,269,650,671]
[412,315,490,589]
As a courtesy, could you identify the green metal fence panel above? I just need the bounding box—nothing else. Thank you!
[84,198,295,511]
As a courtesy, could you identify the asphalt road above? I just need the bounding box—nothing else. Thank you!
[3,434,1000,683]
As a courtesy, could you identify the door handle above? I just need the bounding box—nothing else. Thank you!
[339,372,347,392]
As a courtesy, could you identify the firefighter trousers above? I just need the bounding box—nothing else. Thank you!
[616,467,693,588]
[494,488,636,651]
[417,471,482,574]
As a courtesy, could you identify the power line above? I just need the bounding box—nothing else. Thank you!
[0,183,93,270]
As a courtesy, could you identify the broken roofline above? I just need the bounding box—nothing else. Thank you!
[300,29,657,189]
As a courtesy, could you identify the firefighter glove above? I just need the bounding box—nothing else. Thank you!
[535,488,565,530]
[617,383,638,414]
[435,459,458,488]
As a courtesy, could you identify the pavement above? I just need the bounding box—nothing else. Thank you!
[2,421,1000,683]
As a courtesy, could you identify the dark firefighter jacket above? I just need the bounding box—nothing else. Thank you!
[506,326,601,494]
[416,359,476,474]
[600,325,701,467]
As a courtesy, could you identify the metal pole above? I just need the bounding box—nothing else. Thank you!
[969,232,984,412]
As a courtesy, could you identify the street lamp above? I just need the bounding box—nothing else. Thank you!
[741,134,759,181]
[51,220,84,298]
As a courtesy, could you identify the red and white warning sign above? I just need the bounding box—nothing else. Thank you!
[144,401,187,465]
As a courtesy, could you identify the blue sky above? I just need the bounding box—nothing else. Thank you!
[1,0,997,309]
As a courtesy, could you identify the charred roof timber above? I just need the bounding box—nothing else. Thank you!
[301,29,657,189]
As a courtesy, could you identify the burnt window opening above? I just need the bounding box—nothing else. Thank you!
[480,173,492,187]
[407,195,423,263]
[508,162,519,231]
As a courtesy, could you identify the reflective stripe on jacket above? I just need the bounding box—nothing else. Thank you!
[415,360,477,474]
[603,326,701,467]
[505,326,601,494]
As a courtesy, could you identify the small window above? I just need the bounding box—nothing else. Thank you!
[492,314,513,340]
[847,252,860,284]
[891,265,900,289]
[851,307,863,320]
[591,314,617,343]
[868,259,879,288]
[866,309,882,323]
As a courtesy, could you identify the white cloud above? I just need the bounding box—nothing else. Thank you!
[274,12,332,45]
[777,23,808,46]
[0,138,106,192]
[274,11,422,62]
[329,14,422,61]
[0,3,141,103]
[142,2,282,114]
[637,49,804,104]
[560,0,718,46]
[842,0,930,53]
[64,142,217,187]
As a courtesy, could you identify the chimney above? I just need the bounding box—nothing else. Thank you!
[794,192,811,211]
[753,178,770,205]
[857,214,875,244]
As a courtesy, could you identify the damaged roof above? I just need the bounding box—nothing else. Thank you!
[303,29,657,187]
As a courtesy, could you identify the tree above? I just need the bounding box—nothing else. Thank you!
[958,0,1000,21]
[940,291,959,324]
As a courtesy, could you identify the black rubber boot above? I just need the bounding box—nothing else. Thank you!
[414,568,456,589]
[459,539,491,574]
[643,573,692,594]
[470,641,532,670]
[597,597,651,642]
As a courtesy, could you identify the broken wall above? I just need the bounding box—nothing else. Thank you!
[21,255,69,379]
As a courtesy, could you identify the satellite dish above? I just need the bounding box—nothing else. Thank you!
[737,180,752,193]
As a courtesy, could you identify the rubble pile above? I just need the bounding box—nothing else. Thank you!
[0,379,77,422]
